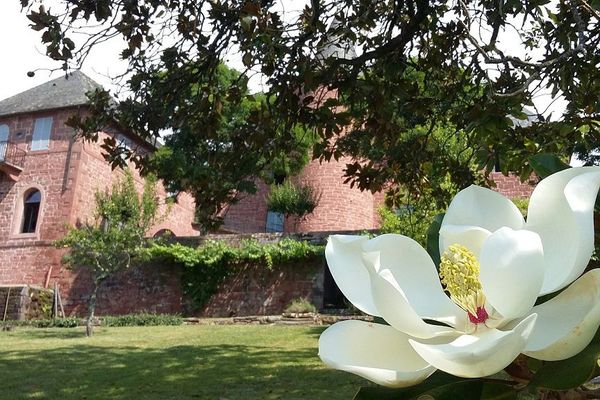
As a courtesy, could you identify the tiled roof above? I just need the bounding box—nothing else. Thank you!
[0,70,103,117]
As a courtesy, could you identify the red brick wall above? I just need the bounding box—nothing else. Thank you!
[222,157,384,233]
[222,181,270,233]
[0,107,197,316]
[0,109,79,243]
[289,157,379,232]
[66,263,183,316]
[70,130,198,237]
[490,172,537,198]
[200,260,323,317]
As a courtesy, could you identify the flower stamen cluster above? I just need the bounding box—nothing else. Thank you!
[439,244,487,323]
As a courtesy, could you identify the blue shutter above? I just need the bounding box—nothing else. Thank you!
[0,124,8,161]
[266,211,285,232]
[31,117,53,151]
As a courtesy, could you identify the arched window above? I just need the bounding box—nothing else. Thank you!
[21,190,41,233]
[153,229,175,238]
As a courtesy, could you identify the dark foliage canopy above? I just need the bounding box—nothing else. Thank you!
[22,0,600,228]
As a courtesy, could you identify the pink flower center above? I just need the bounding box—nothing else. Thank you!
[468,307,489,324]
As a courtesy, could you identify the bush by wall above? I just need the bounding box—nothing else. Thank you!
[1,317,81,328]
[101,312,182,327]
[0,313,182,329]
[266,180,320,219]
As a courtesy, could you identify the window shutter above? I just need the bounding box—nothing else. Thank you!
[31,117,53,151]
[0,124,8,161]
[266,211,285,233]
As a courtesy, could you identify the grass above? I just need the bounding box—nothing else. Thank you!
[0,325,367,399]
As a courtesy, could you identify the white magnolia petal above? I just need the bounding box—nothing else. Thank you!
[409,314,537,378]
[524,269,600,361]
[325,235,379,316]
[442,185,525,234]
[479,227,544,319]
[526,167,600,293]
[319,320,436,388]
[439,225,491,258]
[362,234,466,325]
[362,251,459,338]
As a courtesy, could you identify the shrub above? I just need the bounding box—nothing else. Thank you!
[0,314,182,329]
[284,298,317,314]
[0,317,81,328]
[266,180,320,219]
[378,204,443,247]
[511,197,529,218]
[101,312,182,327]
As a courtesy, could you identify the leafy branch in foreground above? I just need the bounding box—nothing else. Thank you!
[23,0,600,230]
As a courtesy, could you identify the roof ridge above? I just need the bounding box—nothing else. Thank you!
[0,70,104,118]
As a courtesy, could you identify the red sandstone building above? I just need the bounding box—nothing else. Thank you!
[0,71,536,317]
[222,163,386,234]
[0,71,197,315]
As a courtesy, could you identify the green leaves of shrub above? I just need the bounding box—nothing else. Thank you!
[266,180,320,219]
[0,317,81,328]
[284,298,317,314]
[101,313,182,327]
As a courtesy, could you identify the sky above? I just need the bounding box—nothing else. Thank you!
[0,2,129,100]
[0,1,306,101]
[0,2,565,118]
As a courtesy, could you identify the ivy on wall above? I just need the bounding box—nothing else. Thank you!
[143,238,324,309]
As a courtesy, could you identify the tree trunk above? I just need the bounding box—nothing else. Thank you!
[86,279,100,337]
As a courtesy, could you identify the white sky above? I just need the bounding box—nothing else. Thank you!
[0,2,565,118]
[0,1,128,100]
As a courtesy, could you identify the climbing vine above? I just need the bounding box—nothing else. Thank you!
[143,238,324,309]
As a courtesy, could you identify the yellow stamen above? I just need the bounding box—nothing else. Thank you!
[439,244,486,317]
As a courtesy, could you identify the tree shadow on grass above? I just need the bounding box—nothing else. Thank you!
[13,328,87,339]
[0,340,366,400]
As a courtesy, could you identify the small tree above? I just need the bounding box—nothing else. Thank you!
[55,171,160,336]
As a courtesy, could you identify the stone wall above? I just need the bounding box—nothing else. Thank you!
[66,263,183,317]
[222,165,537,235]
[200,259,324,317]
[0,285,53,321]
[0,106,198,316]
[222,157,385,234]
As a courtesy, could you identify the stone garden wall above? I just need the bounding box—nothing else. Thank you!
[199,259,324,318]
[0,285,53,320]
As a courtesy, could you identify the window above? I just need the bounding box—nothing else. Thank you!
[0,124,8,161]
[21,190,41,233]
[31,117,53,151]
[117,133,133,161]
[266,210,284,233]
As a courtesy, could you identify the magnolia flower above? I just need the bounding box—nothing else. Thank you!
[319,167,600,387]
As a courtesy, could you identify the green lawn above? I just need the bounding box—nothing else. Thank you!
[0,325,367,399]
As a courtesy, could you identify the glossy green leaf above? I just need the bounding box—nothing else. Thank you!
[480,382,519,400]
[528,153,570,179]
[354,377,520,400]
[528,328,600,390]
[352,372,506,400]
[426,213,445,268]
